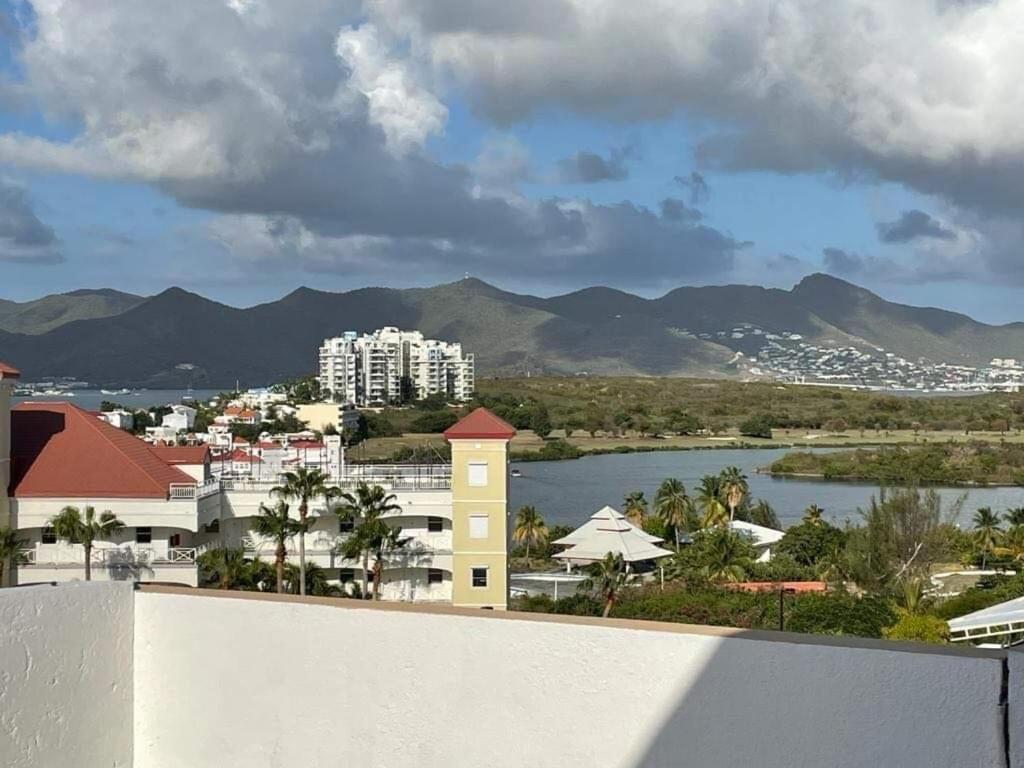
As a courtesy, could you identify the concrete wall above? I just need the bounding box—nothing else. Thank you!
[0,582,134,768]
[134,589,1010,768]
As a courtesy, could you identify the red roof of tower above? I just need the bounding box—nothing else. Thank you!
[9,402,196,499]
[0,361,21,378]
[444,408,516,440]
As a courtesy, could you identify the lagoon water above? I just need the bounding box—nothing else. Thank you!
[13,389,222,411]
[509,447,1024,530]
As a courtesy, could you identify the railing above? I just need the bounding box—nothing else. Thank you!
[218,464,452,492]
[169,483,198,500]
[19,546,198,566]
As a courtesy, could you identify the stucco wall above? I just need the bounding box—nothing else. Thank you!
[0,582,134,768]
[134,589,1009,768]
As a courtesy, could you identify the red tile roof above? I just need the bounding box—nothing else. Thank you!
[10,402,196,499]
[150,445,211,465]
[0,361,21,378]
[290,440,325,450]
[444,407,516,440]
[227,448,262,463]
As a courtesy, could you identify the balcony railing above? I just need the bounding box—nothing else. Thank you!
[219,464,452,492]
[19,546,198,566]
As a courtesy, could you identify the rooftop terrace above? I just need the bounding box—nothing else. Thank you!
[2,582,1022,767]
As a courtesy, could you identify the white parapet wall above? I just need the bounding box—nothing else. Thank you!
[133,588,1015,768]
[0,582,134,768]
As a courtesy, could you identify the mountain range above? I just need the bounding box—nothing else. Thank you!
[0,275,1021,387]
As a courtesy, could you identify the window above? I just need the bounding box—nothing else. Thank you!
[135,527,152,544]
[366,569,374,583]
[471,567,488,588]
[469,514,489,539]
[338,568,355,583]
[427,568,444,585]
[427,516,444,533]
[467,461,488,487]
[338,518,354,534]
[41,527,56,544]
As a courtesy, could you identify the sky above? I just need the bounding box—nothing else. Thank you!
[0,0,1023,323]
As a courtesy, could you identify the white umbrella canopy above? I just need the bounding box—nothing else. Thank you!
[552,505,664,547]
[553,515,675,564]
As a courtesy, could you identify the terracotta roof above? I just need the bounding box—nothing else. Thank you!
[444,407,516,440]
[10,402,196,499]
[290,440,325,449]
[150,445,211,465]
[228,448,262,463]
[728,581,828,593]
[233,436,250,444]
[0,361,21,379]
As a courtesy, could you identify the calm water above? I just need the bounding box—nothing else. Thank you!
[509,448,1024,530]
[13,389,222,410]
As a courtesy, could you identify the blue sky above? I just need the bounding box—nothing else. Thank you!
[1,1,1021,323]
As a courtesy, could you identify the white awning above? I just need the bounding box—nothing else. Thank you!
[948,595,1024,645]
[729,520,784,548]
[552,505,663,547]
[553,516,675,564]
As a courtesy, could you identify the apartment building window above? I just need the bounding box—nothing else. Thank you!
[467,461,488,487]
[427,516,444,533]
[338,568,355,583]
[135,527,152,544]
[471,567,488,588]
[338,517,355,534]
[41,527,56,544]
[469,514,489,539]
[366,569,374,583]
[427,568,444,585]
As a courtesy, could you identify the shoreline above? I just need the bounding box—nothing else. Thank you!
[763,470,1022,488]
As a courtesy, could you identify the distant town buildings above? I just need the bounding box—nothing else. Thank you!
[318,328,474,406]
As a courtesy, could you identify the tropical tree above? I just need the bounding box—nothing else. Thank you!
[512,506,549,560]
[972,507,1003,569]
[697,475,728,529]
[623,491,648,526]
[198,546,255,590]
[0,526,27,587]
[802,504,825,527]
[994,524,1024,564]
[698,529,755,583]
[272,467,331,595]
[580,552,633,618]
[282,562,341,596]
[654,478,693,549]
[49,506,125,581]
[719,467,749,522]
[334,482,403,599]
[1005,508,1024,529]
[251,501,302,593]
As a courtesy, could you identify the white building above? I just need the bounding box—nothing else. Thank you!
[318,327,474,406]
[98,409,134,431]
[162,404,197,431]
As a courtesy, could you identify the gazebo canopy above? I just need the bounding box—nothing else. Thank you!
[553,505,663,547]
[553,515,675,564]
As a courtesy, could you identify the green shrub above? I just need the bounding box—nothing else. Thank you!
[784,594,896,638]
[409,410,459,433]
[883,613,949,644]
[739,413,773,439]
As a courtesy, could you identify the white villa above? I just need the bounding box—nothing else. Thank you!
[0,360,514,609]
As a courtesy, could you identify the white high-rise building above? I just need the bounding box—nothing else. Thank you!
[318,328,474,405]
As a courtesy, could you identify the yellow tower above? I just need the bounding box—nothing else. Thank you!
[444,408,516,610]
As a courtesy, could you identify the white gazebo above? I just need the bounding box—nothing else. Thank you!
[553,506,664,548]
[553,513,675,567]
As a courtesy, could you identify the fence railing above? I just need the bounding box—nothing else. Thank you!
[19,546,198,566]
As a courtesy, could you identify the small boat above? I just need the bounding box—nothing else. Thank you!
[511,469,523,478]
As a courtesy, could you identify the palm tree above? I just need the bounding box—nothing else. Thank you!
[1005,508,1024,529]
[994,525,1024,565]
[334,483,402,599]
[369,526,411,600]
[700,529,754,584]
[697,475,728,529]
[512,506,549,560]
[272,467,331,595]
[0,526,27,587]
[581,552,632,618]
[623,491,648,526]
[654,478,693,549]
[282,562,341,596]
[197,546,254,590]
[973,507,1003,569]
[49,506,125,581]
[719,466,749,522]
[802,504,825,527]
[251,501,302,594]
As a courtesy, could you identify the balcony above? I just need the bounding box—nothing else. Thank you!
[19,545,198,567]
